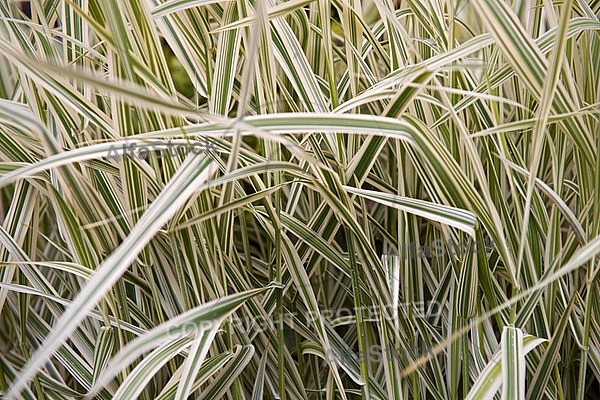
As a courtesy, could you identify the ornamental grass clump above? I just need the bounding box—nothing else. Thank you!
[0,0,599,398]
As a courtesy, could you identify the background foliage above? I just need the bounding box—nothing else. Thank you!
[0,0,599,398]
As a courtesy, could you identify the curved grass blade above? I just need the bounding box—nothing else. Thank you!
[343,185,477,236]
[465,334,544,400]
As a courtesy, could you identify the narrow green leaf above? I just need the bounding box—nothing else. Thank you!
[502,327,525,400]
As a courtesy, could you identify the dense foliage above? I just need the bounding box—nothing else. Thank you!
[0,0,599,398]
